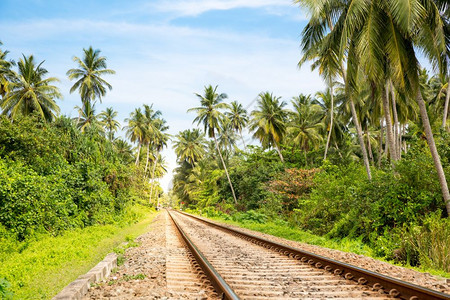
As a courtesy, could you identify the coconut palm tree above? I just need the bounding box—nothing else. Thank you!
[174,129,206,166]
[297,0,450,213]
[0,42,14,99]
[125,108,146,166]
[67,46,115,108]
[226,101,248,148]
[149,118,169,202]
[296,0,372,179]
[74,101,105,133]
[249,92,288,162]
[218,118,238,155]
[99,107,120,141]
[188,85,238,204]
[288,95,324,165]
[114,138,134,164]
[142,104,162,174]
[1,55,61,121]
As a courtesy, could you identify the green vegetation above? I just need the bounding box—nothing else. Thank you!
[0,44,169,299]
[172,1,450,275]
[0,208,156,299]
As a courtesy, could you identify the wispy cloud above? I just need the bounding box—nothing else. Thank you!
[150,0,292,17]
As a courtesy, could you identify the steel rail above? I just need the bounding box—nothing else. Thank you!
[176,210,450,300]
[167,210,240,300]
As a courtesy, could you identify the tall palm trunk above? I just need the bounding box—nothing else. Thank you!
[350,98,372,180]
[417,90,450,215]
[390,81,401,159]
[144,143,150,175]
[213,133,238,204]
[341,65,371,180]
[149,154,158,205]
[366,127,374,164]
[324,83,334,160]
[240,131,246,149]
[275,143,285,163]
[382,83,397,163]
[135,142,141,166]
[378,120,383,168]
[443,81,450,129]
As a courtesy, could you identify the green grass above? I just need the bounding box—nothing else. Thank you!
[0,209,158,299]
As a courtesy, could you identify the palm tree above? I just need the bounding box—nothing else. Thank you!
[188,85,238,204]
[142,104,162,174]
[99,107,120,141]
[296,0,372,179]
[297,0,450,213]
[66,46,115,108]
[74,101,105,133]
[0,42,14,99]
[1,55,61,121]
[114,138,134,164]
[226,101,248,148]
[219,118,238,150]
[288,95,324,165]
[174,129,206,166]
[125,108,146,166]
[149,118,169,202]
[249,92,288,162]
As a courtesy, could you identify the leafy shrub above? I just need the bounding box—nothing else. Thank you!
[402,212,450,272]
[232,210,268,224]
[0,115,144,241]
[0,278,13,300]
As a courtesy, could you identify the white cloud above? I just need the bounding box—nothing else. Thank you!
[150,0,291,17]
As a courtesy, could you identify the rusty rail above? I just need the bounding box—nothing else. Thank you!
[167,210,240,300]
[176,210,450,300]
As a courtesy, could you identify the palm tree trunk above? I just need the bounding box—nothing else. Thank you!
[324,83,334,160]
[382,83,397,163]
[417,90,450,215]
[340,64,371,179]
[213,134,238,204]
[443,81,450,129]
[390,81,400,159]
[335,141,343,159]
[275,143,285,163]
[149,154,158,205]
[135,143,141,166]
[349,98,372,180]
[378,120,383,168]
[240,131,246,149]
[366,127,373,164]
[144,143,150,175]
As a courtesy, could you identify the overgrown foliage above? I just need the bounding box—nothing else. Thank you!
[0,115,146,240]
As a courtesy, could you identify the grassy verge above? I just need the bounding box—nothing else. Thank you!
[199,214,450,278]
[0,208,157,299]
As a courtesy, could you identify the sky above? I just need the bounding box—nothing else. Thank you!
[0,0,325,191]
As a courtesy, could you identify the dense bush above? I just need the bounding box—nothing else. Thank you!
[0,115,145,241]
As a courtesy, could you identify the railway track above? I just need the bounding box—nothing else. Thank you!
[168,209,450,300]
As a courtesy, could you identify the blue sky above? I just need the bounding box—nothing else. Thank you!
[0,0,325,190]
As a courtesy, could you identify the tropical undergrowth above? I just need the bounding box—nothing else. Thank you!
[0,114,154,298]
[176,133,450,275]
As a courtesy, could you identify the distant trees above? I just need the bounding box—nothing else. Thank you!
[250,92,288,162]
[99,107,121,141]
[0,43,168,217]
[174,129,206,166]
[188,85,238,204]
